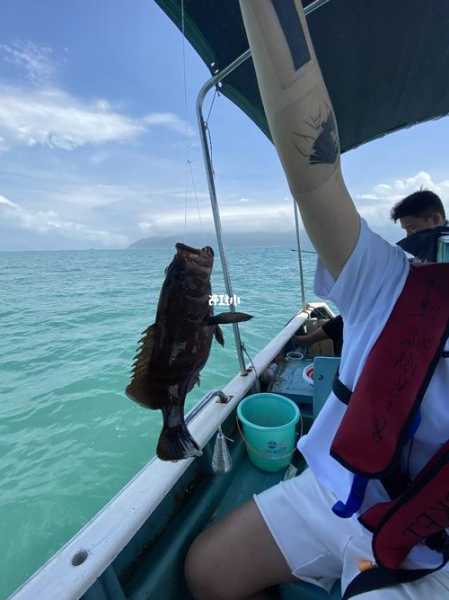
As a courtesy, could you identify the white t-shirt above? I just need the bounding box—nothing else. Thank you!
[298,218,449,567]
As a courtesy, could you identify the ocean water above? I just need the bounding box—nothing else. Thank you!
[0,247,317,598]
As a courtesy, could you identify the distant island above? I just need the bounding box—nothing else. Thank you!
[129,231,314,250]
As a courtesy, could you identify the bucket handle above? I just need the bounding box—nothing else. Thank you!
[236,412,303,461]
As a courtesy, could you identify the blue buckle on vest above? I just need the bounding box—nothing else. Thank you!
[332,412,422,518]
[408,411,421,438]
[332,474,368,518]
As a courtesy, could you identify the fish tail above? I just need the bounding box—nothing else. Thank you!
[157,406,202,461]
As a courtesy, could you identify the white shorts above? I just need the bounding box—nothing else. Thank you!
[254,468,449,598]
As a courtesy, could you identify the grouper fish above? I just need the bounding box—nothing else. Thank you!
[126,243,252,461]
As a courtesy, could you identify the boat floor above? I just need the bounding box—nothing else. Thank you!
[122,438,340,600]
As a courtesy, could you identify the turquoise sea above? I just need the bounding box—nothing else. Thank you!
[0,247,317,599]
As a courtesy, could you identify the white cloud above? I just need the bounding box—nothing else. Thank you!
[0,193,128,246]
[138,201,294,235]
[359,171,449,204]
[0,40,195,152]
[0,86,195,152]
[143,112,195,137]
[0,41,56,85]
[48,183,147,209]
[0,194,19,208]
[0,86,144,151]
[355,171,449,227]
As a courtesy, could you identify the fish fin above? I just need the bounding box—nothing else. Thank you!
[208,312,252,325]
[157,422,202,461]
[126,324,157,404]
[214,325,225,346]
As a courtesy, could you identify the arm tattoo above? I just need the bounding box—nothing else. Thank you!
[292,105,339,166]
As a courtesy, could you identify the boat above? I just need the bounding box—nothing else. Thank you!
[9,1,449,599]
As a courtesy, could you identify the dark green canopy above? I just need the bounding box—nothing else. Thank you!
[154,0,449,153]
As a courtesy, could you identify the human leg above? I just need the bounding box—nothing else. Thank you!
[185,497,296,600]
[185,468,353,599]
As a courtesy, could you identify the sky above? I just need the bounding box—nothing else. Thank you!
[0,1,449,251]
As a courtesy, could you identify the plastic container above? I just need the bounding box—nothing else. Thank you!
[237,393,300,472]
[437,235,449,263]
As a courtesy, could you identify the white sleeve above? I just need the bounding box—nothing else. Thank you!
[314,219,410,326]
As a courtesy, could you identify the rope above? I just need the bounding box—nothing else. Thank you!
[204,87,219,178]
[206,124,215,177]
[205,87,218,124]
[181,0,189,240]
[180,0,188,115]
[188,159,202,225]
[241,343,258,381]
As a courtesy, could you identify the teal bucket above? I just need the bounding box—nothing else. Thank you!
[237,393,300,472]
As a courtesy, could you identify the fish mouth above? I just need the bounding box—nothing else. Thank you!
[175,243,214,257]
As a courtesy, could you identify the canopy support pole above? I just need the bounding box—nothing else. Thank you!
[195,0,332,374]
[293,198,306,306]
[196,54,250,375]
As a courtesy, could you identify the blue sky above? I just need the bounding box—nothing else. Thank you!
[0,0,448,250]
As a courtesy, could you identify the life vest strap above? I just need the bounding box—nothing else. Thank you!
[342,545,449,600]
[332,373,351,404]
[332,341,449,408]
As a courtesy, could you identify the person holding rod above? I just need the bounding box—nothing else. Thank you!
[185,2,449,599]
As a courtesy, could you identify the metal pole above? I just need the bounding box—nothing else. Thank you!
[293,198,306,306]
[196,56,250,375]
[305,0,333,13]
[194,0,332,374]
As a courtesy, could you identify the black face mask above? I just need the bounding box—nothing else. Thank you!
[397,225,449,262]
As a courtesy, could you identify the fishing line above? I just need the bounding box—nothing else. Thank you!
[180,0,188,115]
[205,87,218,124]
[181,0,190,240]
[241,343,260,389]
[180,0,204,234]
[204,88,219,177]
[187,159,202,225]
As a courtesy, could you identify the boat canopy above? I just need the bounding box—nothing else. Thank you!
[154,0,449,153]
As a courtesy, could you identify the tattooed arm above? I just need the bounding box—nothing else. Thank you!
[239,0,360,279]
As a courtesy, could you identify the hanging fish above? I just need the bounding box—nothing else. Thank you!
[126,243,252,461]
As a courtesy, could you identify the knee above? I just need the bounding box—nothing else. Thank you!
[185,531,231,600]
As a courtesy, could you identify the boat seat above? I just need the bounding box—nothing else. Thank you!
[313,356,340,417]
